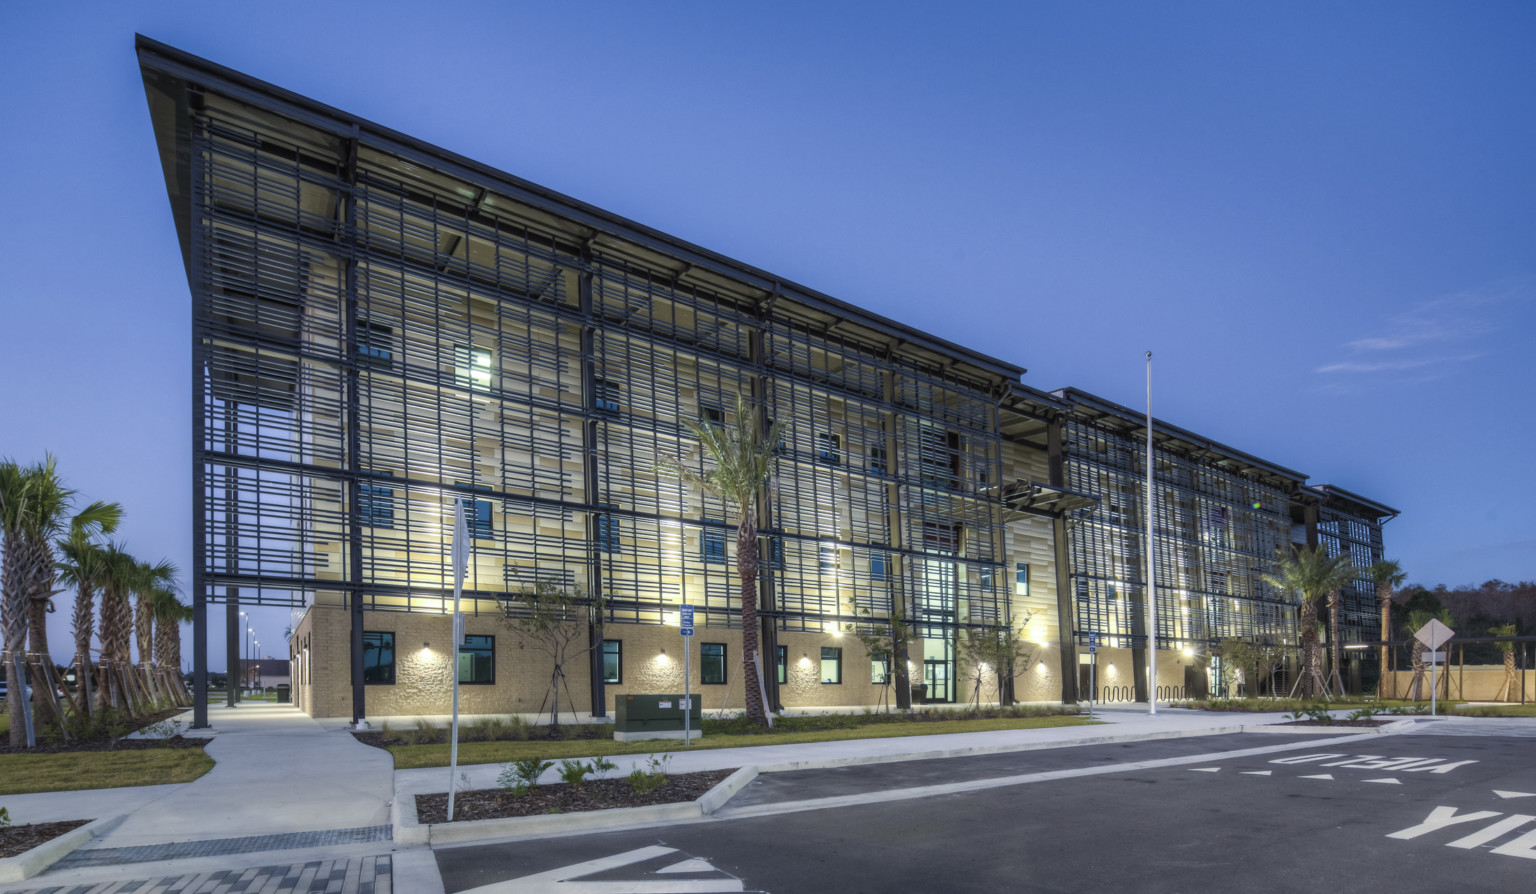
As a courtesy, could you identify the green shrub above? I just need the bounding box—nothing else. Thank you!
[410,718,442,745]
[628,753,672,794]
[497,758,555,797]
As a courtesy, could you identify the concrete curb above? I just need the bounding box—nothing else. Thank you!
[1245,717,1421,735]
[398,767,759,847]
[0,814,127,882]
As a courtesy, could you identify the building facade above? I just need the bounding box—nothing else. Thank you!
[139,38,1397,724]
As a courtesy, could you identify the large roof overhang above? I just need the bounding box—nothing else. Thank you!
[991,479,1100,520]
[1310,484,1400,522]
[136,35,1024,387]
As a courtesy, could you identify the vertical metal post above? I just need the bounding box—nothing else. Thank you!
[1145,351,1156,715]
[683,630,691,746]
[578,263,607,718]
[226,602,239,706]
[340,128,365,729]
[189,115,211,729]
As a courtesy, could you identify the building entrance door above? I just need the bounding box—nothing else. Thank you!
[924,659,951,704]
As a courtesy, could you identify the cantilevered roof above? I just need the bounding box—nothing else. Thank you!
[1051,386,1310,489]
[136,35,1024,385]
[1309,484,1400,522]
[993,479,1100,519]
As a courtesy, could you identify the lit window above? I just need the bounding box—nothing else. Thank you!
[766,536,784,570]
[702,519,727,565]
[776,645,787,684]
[1015,563,1030,597]
[593,377,621,414]
[597,504,620,553]
[817,432,840,465]
[871,657,889,684]
[700,643,726,684]
[819,544,840,574]
[821,647,842,684]
[362,631,394,685]
[870,553,888,582]
[455,345,492,391]
[602,640,622,684]
[356,320,393,371]
[460,490,493,540]
[359,471,394,528]
[980,568,993,591]
[458,635,494,685]
[701,405,724,428]
[869,445,888,475]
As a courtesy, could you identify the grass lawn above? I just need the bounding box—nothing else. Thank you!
[0,749,214,795]
[388,714,1096,770]
[1452,703,1536,717]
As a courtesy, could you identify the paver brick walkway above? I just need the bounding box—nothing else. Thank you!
[1,854,391,894]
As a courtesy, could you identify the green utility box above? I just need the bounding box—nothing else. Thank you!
[612,693,703,741]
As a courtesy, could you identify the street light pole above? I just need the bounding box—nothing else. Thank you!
[1146,351,1157,716]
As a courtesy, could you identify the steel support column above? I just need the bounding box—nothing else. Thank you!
[579,264,607,718]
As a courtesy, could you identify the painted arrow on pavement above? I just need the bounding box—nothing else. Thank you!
[460,845,750,893]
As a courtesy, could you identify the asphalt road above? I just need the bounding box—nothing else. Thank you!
[435,732,1536,893]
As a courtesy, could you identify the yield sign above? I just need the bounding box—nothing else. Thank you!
[1415,618,1455,650]
[461,845,747,893]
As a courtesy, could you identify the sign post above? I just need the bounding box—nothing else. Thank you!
[1087,632,1098,719]
[679,604,694,745]
[446,500,470,822]
[1414,618,1455,717]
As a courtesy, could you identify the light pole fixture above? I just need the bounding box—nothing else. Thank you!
[1145,351,1157,716]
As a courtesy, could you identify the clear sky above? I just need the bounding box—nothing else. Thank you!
[2,1,1532,668]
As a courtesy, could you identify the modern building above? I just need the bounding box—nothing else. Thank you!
[137,37,1397,726]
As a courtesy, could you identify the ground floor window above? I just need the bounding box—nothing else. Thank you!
[871,657,889,684]
[458,634,494,684]
[602,639,622,684]
[700,643,726,684]
[363,631,395,684]
[776,645,787,684]
[821,646,842,684]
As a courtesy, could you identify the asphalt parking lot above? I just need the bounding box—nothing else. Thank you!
[435,732,1536,893]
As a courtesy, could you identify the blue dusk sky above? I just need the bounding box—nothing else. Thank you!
[2,2,1532,667]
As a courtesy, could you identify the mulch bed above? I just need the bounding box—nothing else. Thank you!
[0,820,90,860]
[353,724,608,750]
[1278,719,1391,727]
[415,769,736,824]
[0,707,208,756]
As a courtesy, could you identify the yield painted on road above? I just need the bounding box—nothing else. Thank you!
[460,846,756,894]
[1389,806,1536,859]
[1267,753,1478,773]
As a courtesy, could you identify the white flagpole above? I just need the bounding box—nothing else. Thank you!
[1146,351,1157,716]
[446,498,469,822]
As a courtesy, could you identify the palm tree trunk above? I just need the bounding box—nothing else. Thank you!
[736,512,766,725]
[1298,600,1320,698]
[72,583,96,720]
[1406,643,1426,700]
[1378,587,1393,699]
[26,595,70,738]
[3,536,52,746]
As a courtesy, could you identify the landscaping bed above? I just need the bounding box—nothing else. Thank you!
[415,769,736,824]
[0,820,89,860]
[0,707,202,756]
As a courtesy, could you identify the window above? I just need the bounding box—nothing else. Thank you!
[455,345,492,391]
[702,519,726,564]
[820,647,842,684]
[593,377,621,414]
[602,640,622,684]
[776,645,787,684]
[871,657,889,684]
[700,405,724,428]
[923,522,960,553]
[819,544,839,574]
[980,568,993,591]
[362,631,395,685]
[766,536,784,570]
[596,504,620,553]
[870,553,888,582]
[356,320,393,371]
[817,432,840,465]
[359,471,394,528]
[1015,563,1030,597]
[700,643,726,685]
[869,445,888,475]
[458,493,493,540]
[458,635,494,685]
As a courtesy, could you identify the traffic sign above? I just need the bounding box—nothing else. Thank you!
[679,604,694,637]
[1088,632,1098,647]
[1415,619,1454,650]
[1088,645,1097,655]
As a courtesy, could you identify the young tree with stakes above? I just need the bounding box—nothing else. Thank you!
[657,394,785,726]
[498,579,605,730]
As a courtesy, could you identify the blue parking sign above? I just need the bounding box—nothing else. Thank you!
[679,604,694,637]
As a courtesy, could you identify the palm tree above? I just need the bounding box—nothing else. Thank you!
[97,543,141,713]
[132,558,177,704]
[57,529,117,719]
[151,587,192,705]
[1263,545,1355,699]
[1403,608,1454,700]
[1367,560,1406,697]
[658,394,785,726]
[0,456,120,745]
[1490,623,1518,702]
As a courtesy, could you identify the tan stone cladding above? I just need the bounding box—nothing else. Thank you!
[289,605,1075,718]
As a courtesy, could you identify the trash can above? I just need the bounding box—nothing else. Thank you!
[275,684,291,704]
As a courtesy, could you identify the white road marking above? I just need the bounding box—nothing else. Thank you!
[1241,771,1272,776]
[1494,791,1536,799]
[1363,778,1402,785]
[1490,826,1536,858]
[1447,814,1534,849]
[1299,774,1334,780]
[1269,753,1477,774]
[659,860,718,874]
[460,845,748,893]
[1189,768,1220,773]
[1388,806,1501,840]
